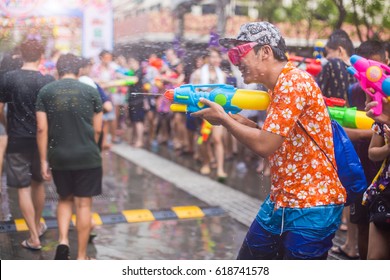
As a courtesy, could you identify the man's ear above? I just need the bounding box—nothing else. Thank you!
[260,45,272,60]
[338,46,347,57]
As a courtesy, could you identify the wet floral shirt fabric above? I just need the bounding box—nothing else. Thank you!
[262,62,346,209]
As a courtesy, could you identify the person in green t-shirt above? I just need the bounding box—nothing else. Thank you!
[36,53,103,260]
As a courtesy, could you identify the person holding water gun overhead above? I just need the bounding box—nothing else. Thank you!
[192,21,346,260]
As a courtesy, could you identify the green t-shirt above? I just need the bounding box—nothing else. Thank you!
[36,78,102,170]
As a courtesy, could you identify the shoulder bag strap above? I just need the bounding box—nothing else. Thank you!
[297,121,337,171]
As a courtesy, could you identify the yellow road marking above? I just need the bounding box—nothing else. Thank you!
[172,206,205,219]
[122,209,155,223]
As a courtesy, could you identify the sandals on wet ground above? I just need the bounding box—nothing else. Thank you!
[39,223,48,237]
[330,246,359,260]
[217,171,227,179]
[88,232,97,243]
[21,239,42,250]
[54,244,70,260]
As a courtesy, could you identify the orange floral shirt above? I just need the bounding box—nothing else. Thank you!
[263,62,346,208]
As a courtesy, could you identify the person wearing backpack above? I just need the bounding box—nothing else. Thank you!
[192,22,346,259]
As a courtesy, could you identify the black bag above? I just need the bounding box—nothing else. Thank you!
[370,188,390,231]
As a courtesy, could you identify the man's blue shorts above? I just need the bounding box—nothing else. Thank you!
[237,196,343,260]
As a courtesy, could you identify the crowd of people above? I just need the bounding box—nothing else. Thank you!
[0,36,269,260]
[0,21,389,260]
[82,44,270,179]
[315,30,390,260]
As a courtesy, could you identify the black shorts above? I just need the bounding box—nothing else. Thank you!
[350,193,369,224]
[368,188,390,231]
[129,106,145,122]
[52,167,102,198]
[6,151,43,188]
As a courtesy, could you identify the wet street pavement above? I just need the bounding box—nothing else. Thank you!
[0,141,346,260]
[0,144,248,260]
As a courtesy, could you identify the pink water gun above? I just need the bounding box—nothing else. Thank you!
[347,55,390,116]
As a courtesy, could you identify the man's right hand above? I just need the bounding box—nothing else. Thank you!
[41,160,52,181]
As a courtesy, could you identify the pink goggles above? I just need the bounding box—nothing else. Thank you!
[228,42,258,66]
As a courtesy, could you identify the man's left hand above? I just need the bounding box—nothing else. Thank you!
[191,98,229,125]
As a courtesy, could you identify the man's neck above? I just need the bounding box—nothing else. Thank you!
[61,73,77,79]
[262,60,287,91]
[21,61,40,71]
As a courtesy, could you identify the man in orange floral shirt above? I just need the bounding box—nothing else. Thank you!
[192,22,346,259]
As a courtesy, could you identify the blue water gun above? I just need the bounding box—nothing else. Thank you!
[163,84,270,114]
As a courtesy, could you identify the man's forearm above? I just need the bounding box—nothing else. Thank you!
[0,103,6,127]
[37,129,48,162]
[222,116,266,157]
[94,130,102,143]
[344,128,373,141]
[93,112,103,143]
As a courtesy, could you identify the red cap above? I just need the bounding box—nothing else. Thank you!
[164,89,174,101]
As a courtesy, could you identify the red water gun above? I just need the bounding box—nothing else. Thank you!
[288,55,322,76]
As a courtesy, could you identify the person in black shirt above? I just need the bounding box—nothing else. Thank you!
[0,40,55,250]
[36,54,103,260]
[0,52,23,190]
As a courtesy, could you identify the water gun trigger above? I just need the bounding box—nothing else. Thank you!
[359,84,381,115]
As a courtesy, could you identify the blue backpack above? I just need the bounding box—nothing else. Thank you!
[298,120,367,205]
